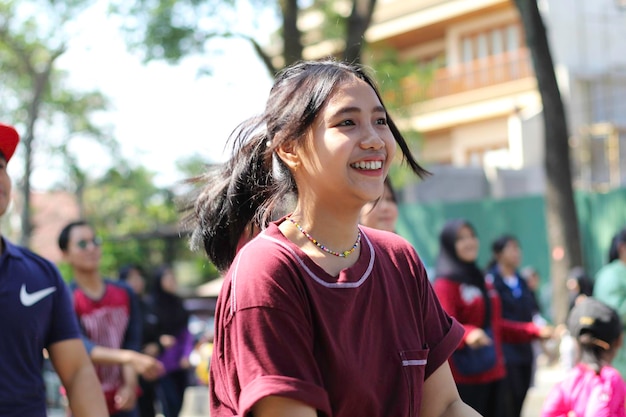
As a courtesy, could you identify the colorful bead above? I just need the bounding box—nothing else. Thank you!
[287,217,360,258]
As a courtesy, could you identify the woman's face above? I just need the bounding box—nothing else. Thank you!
[126,269,145,295]
[288,77,397,209]
[161,269,178,294]
[359,183,398,232]
[497,240,521,269]
[455,225,479,262]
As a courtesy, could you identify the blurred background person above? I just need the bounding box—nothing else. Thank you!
[541,297,626,417]
[152,265,194,417]
[593,227,626,379]
[59,221,164,417]
[433,219,549,417]
[486,234,544,417]
[359,177,398,233]
[566,266,594,311]
[0,123,107,417]
[359,178,436,278]
[558,266,594,371]
[120,264,162,417]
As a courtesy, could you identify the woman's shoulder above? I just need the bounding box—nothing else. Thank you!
[222,226,310,304]
[235,224,300,268]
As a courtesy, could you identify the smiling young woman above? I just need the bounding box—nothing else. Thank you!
[185,60,481,417]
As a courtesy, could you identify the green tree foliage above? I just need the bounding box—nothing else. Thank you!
[175,154,211,179]
[0,0,111,246]
[77,161,220,282]
[111,0,378,75]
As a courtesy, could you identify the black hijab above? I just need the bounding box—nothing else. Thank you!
[152,265,189,336]
[435,219,486,289]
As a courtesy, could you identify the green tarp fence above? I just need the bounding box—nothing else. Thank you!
[396,187,626,317]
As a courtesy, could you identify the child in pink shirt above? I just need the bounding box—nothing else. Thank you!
[542,297,626,417]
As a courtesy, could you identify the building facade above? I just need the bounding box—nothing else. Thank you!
[359,0,626,201]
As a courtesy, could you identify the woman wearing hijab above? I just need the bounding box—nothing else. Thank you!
[432,219,547,417]
[151,265,194,417]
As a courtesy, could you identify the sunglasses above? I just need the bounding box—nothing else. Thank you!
[76,237,102,250]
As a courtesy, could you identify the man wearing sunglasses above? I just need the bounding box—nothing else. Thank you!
[58,220,165,417]
[0,123,108,417]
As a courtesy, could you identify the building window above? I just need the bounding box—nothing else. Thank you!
[460,23,522,61]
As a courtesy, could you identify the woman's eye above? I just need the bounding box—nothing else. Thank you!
[338,119,355,126]
[376,118,388,125]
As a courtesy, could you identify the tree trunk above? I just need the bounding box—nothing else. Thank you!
[280,0,303,67]
[19,73,48,247]
[344,0,377,64]
[18,53,59,247]
[514,0,583,325]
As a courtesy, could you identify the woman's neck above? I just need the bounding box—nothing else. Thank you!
[289,205,361,250]
[279,206,362,276]
[498,263,516,277]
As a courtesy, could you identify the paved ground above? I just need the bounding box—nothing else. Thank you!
[46,360,566,416]
[177,361,567,417]
[522,361,564,417]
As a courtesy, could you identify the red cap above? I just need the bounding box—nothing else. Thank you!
[0,123,19,163]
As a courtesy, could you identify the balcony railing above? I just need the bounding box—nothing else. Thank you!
[399,48,534,104]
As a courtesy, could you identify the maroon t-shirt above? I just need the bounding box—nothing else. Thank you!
[210,223,464,417]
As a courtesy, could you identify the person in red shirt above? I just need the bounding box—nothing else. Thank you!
[185,60,481,417]
[433,219,550,417]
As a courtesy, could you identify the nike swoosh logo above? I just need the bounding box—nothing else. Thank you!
[20,284,57,307]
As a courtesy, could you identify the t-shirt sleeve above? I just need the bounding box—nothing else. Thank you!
[47,269,81,346]
[213,246,332,417]
[223,306,332,417]
[417,259,464,378]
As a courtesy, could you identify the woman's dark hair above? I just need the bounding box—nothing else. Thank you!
[568,297,622,373]
[608,227,626,263]
[485,234,517,272]
[184,59,429,271]
[568,266,594,297]
[384,177,398,204]
[119,264,145,282]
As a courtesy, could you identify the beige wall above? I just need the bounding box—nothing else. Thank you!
[421,117,509,165]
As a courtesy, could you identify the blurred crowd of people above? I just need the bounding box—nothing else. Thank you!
[364,176,626,417]
[57,220,209,417]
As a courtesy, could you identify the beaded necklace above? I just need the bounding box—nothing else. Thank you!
[287,217,361,258]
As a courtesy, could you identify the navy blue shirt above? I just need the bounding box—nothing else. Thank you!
[488,265,536,365]
[0,238,81,417]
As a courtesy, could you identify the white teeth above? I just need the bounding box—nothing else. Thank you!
[352,161,382,170]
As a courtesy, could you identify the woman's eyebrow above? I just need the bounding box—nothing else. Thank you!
[332,105,386,116]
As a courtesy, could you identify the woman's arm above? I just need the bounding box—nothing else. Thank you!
[420,361,482,417]
[252,396,318,417]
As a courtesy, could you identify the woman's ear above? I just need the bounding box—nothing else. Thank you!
[276,141,300,170]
